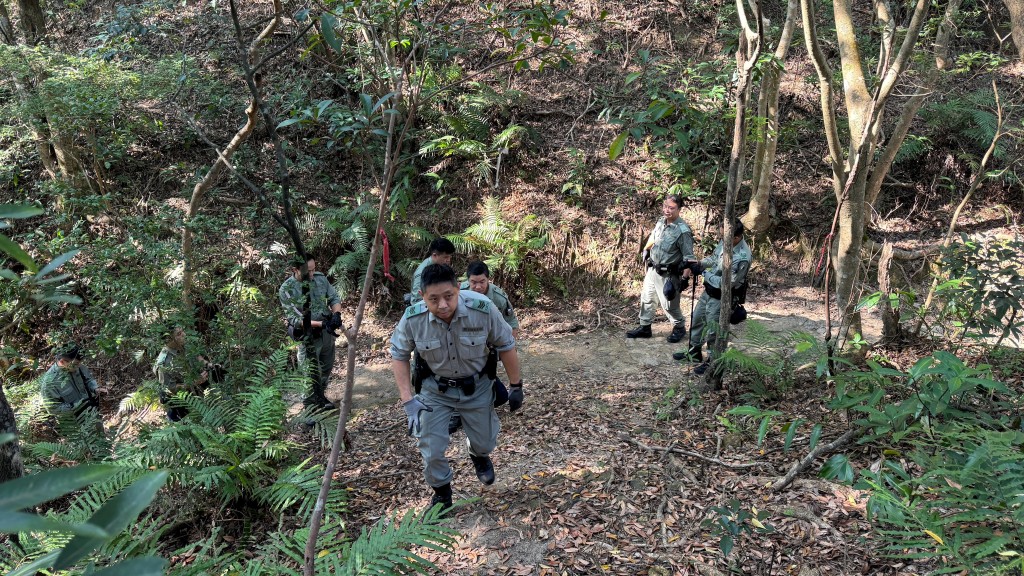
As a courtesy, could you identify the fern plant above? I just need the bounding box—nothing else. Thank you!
[717,320,828,401]
[419,82,530,188]
[448,196,550,299]
[857,425,1024,575]
[171,506,458,575]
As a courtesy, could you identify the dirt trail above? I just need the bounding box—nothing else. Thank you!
[327,289,896,575]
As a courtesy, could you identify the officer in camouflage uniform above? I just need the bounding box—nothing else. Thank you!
[391,264,524,512]
[409,238,456,304]
[153,327,208,422]
[674,220,752,375]
[40,342,100,415]
[626,194,695,343]
[279,255,344,409]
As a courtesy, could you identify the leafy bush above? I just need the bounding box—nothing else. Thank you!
[934,234,1024,345]
[448,196,550,299]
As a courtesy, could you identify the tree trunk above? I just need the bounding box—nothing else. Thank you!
[0,384,25,484]
[181,1,281,311]
[866,0,961,208]
[15,0,44,45]
[742,0,798,237]
[708,0,762,391]
[1005,0,1024,60]
[0,2,15,44]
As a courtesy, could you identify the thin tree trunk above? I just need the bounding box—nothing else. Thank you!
[0,2,15,44]
[742,0,798,237]
[913,82,1004,336]
[181,0,282,311]
[0,384,24,483]
[708,0,762,390]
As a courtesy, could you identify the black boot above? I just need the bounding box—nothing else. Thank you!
[429,483,453,513]
[673,346,703,362]
[626,325,652,338]
[470,455,495,485]
[667,324,687,343]
[448,412,463,435]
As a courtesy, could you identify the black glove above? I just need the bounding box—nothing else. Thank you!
[508,383,524,412]
[642,249,651,268]
[323,312,342,336]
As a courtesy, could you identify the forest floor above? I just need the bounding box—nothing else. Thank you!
[314,281,909,576]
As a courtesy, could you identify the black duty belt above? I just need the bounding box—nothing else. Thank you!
[435,375,478,394]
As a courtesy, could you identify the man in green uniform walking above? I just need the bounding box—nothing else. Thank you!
[674,220,752,375]
[410,238,456,304]
[391,264,524,512]
[279,255,344,409]
[40,343,100,415]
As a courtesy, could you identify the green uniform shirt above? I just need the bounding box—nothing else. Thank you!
[40,362,98,412]
[460,281,519,330]
[700,238,752,290]
[647,217,695,267]
[278,271,341,325]
[409,257,434,304]
[390,290,515,378]
[153,346,183,398]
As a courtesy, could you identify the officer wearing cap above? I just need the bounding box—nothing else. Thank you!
[675,220,752,374]
[40,342,100,415]
[279,254,344,409]
[390,263,524,512]
[625,194,695,343]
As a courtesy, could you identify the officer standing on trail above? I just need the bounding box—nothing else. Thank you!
[626,194,695,343]
[40,342,101,415]
[279,254,344,409]
[390,264,524,512]
[410,238,456,304]
[674,220,752,375]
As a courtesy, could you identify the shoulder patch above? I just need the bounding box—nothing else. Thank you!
[467,297,491,313]
[460,280,470,289]
[404,302,428,318]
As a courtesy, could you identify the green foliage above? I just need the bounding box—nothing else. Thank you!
[856,426,1024,574]
[717,320,828,400]
[921,90,1007,161]
[822,347,1024,574]
[419,83,530,189]
[602,52,731,184]
[448,196,550,299]
[703,499,774,560]
[0,459,168,575]
[933,234,1024,344]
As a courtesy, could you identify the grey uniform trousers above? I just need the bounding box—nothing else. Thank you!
[689,291,722,353]
[413,374,499,488]
[298,329,335,406]
[639,266,685,327]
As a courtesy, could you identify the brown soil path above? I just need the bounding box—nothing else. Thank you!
[324,289,901,575]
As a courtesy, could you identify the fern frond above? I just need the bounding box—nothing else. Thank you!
[260,458,347,520]
[338,506,459,575]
